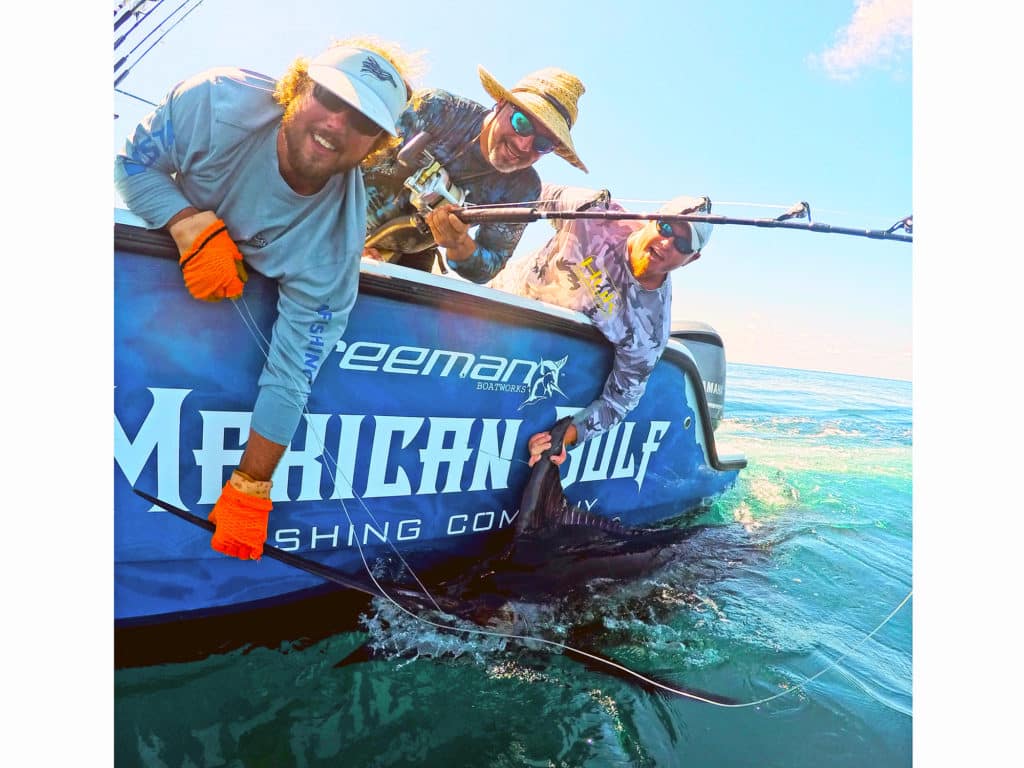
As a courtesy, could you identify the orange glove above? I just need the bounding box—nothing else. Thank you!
[177,215,248,302]
[208,470,273,560]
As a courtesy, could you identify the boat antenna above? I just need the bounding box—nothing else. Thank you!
[114,0,205,87]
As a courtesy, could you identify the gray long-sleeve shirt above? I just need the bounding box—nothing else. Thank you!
[487,184,672,444]
[114,66,366,446]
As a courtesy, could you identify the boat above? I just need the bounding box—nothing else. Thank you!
[114,208,747,630]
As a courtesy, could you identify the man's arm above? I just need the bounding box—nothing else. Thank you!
[426,207,530,282]
[572,343,658,444]
[538,183,611,213]
[114,81,196,228]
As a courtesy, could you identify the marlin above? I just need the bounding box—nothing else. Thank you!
[129,444,737,703]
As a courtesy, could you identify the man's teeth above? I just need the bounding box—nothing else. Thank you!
[313,133,336,151]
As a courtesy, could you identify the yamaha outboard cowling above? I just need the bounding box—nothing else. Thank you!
[670,320,728,430]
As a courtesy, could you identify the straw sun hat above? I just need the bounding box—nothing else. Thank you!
[477,66,588,172]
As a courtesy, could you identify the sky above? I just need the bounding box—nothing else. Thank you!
[9,3,1024,764]
[109,0,913,380]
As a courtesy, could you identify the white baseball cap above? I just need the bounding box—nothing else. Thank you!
[307,46,407,136]
[658,195,713,252]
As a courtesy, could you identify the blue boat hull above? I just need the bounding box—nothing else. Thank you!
[114,220,744,626]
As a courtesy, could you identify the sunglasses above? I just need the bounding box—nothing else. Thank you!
[655,220,694,254]
[509,109,557,154]
[311,83,382,136]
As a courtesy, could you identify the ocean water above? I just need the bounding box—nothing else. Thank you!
[114,363,913,767]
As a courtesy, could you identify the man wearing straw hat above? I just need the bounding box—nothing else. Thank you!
[487,184,714,464]
[362,65,588,280]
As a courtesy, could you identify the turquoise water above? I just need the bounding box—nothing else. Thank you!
[114,363,912,766]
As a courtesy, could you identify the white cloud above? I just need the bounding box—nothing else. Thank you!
[811,0,912,80]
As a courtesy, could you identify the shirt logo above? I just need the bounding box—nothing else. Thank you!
[240,233,268,249]
[577,256,617,315]
[361,57,397,88]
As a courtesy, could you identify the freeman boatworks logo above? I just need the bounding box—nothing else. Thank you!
[333,339,570,408]
[361,57,397,87]
[518,355,568,409]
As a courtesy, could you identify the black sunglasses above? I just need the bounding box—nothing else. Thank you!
[311,83,382,137]
[655,220,694,254]
[509,109,557,154]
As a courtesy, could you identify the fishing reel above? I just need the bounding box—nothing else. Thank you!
[365,132,468,264]
[398,131,467,213]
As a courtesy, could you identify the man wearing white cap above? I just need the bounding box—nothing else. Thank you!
[486,184,713,464]
[114,38,413,562]
[362,65,588,281]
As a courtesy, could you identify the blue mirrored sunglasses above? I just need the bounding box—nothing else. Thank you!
[656,220,694,254]
[311,83,382,136]
[509,109,557,154]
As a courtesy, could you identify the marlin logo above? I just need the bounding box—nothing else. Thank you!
[361,57,397,87]
[519,355,569,409]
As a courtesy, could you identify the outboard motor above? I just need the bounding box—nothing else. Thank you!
[670,320,728,430]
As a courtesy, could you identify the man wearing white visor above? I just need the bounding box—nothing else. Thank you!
[115,38,414,562]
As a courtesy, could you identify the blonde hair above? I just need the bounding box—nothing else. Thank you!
[275,36,427,157]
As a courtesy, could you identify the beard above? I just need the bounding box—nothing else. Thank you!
[627,233,651,278]
[630,249,651,278]
[280,121,337,187]
[486,139,531,173]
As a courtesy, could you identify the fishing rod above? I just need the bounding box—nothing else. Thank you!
[115,0,186,71]
[113,0,149,33]
[451,204,913,243]
[114,0,203,85]
[114,0,166,51]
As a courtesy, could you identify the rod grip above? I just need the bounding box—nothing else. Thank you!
[452,207,541,225]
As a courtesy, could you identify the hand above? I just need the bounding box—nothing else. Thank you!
[423,203,475,261]
[208,470,273,560]
[363,246,385,261]
[528,430,569,473]
[169,210,248,301]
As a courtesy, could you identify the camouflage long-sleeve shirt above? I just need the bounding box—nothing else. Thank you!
[487,184,672,444]
[361,89,541,283]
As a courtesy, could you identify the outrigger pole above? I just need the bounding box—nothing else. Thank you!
[452,205,913,243]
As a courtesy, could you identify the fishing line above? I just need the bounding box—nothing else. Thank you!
[228,292,740,700]
[226,294,744,692]
[721,589,914,708]
[226,285,909,709]
[230,298,446,612]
